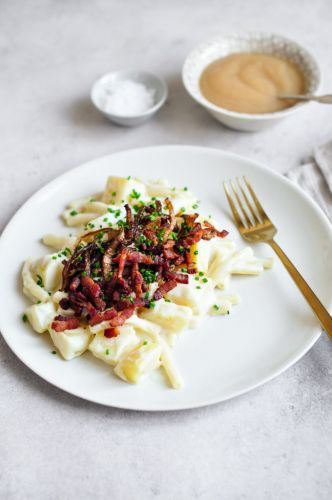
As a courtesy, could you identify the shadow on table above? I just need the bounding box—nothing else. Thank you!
[67,96,110,129]
[66,74,234,137]
[161,71,228,132]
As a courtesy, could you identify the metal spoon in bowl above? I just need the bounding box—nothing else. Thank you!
[279,94,332,104]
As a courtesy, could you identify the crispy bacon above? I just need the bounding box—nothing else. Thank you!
[143,229,158,247]
[60,196,228,330]
[163,247,179,260]
[51,316,80,332]
[132,261,143,298]
[153,280,177,301]
[59,298,70,310]
[89,306,135,327]
[81,275,106,311]
[185,250,196,274]
[69,276,80,292]
[164,270,189,284]
[68,291,96,317]
[115,297,146,311]
[162,197,176,242]
[179,224,204,247]
[89,307,118,326]
[81,275,102,299]
[104,327,120,338]
[183,213,199,225]
[202,221,229,240]
[113,251,155,265]
[115,248,129,287]
[108,306,135,326]
[124,204,134,239]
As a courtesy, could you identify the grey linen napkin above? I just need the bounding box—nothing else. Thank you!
[286,141,332,222]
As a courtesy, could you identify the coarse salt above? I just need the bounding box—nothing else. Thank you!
[101,79,156,116]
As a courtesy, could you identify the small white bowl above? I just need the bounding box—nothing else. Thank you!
[182,33,321,132]
[91,70,168,126]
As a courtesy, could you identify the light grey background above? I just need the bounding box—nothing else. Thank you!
[1,1,332,499]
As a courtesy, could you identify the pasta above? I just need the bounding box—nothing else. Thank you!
[21,176,273,389]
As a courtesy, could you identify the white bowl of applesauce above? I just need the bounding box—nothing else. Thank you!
[182,33,320,132]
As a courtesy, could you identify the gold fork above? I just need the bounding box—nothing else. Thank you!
[223,176,332,340]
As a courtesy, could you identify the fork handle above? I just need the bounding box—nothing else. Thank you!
[268,240,332,340]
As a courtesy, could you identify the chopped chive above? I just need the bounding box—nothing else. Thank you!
[70,210,78,216]
[196,286,201,289]
[22,314,28,322]
[213,304,220,310]
[141,268,157,284]
[202,278,208,283]
[52,350,57,355]
[129,189,141,200]
[105,349,110,355]
[127,175,131,180]
[183,187,188,191]
[195,276,199,281]
[192,204,199,209]
[199,271,204,276]
[143,341,148,346]
[81,271,88,277]
[194,250,199,255]
[36,274,44,288]
[112,191,117,196]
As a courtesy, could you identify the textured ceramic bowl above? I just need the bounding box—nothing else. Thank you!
[91,70,168,127]
[182,33,320,132]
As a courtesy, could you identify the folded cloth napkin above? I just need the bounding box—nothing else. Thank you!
[286,141,332,222]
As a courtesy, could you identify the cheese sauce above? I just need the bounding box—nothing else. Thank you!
[200,52,306,114]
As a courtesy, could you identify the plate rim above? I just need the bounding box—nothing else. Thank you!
[0,145,330,411]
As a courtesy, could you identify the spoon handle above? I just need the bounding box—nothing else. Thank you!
[280,94,332,104]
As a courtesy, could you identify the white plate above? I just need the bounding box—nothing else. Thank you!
[0,146,331,411]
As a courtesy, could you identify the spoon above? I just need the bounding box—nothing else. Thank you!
[279,94,332,104]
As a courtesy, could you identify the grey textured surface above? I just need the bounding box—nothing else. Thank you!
[1,1,332,499]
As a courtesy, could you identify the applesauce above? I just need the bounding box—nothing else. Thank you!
[200,53,306,114]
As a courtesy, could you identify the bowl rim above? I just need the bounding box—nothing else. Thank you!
[90,69,168,119]
[182,32,321,121]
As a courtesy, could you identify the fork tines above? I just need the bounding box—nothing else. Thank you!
[223,176,268,229]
